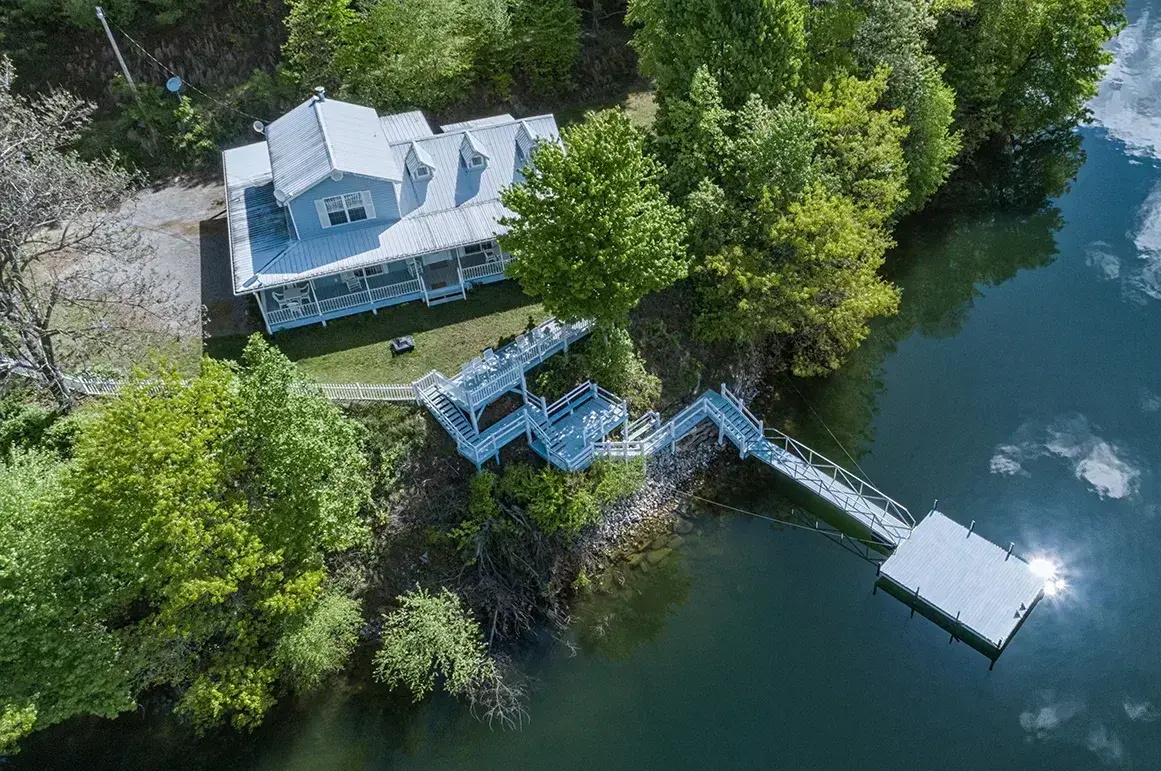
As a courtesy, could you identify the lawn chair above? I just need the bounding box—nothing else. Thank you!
[340,271,363,293]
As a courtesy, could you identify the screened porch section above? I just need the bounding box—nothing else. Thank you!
[255,240,514,332]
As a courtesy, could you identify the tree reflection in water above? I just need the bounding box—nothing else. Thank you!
[572,554,693,662]
[757,133,1082,460]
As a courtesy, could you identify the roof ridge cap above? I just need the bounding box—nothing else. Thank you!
[313,98,338,172]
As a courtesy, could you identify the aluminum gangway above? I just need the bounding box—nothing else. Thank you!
[592,385,915,547]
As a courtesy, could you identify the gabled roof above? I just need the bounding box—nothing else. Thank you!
[440,114,515,132]
[380,110,434,143]
[459,131,490,165]
[225,110,561,294]
[265,94,401,202]
[515,121,539,159]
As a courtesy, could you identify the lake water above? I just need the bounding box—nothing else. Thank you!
[16,3,1161,768]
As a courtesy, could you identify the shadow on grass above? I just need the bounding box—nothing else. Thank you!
[206,282,546,382]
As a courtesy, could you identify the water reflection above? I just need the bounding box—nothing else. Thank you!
[989,415,1143,501]
[763,207,1064,461]
[572,550,693,661]
[1121,697,1159,723]
[1126,181,1161,302]
[1091,9,1161,159]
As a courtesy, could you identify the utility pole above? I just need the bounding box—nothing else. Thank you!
[95,7,135,87]
[94,6,159,154]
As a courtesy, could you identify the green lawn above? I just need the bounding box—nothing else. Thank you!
[556,88,657,130]
[206,282,549,384]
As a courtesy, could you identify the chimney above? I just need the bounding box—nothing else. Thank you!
[314,86,326,101]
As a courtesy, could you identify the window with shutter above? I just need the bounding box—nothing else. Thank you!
[317,191,375,228]
[324,196,348,226]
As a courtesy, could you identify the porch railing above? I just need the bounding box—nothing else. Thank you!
[268,279,424,326]
[461,255,511,283]
[370,278,421,303]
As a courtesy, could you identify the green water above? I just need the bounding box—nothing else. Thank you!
[16,5,1161,768]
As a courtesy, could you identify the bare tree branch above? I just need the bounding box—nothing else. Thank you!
[0,56,189,409]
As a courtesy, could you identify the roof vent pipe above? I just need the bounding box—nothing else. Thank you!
[314,86,326,101]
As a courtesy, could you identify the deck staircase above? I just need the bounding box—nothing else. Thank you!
[419,385,476,443]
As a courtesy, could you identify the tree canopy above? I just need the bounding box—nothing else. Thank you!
[932,0,1125,153]
[501,109,688,328]
[0,337,371,745]
[659,67,905,374]
[283,0,581,111]
[628,0,808,108]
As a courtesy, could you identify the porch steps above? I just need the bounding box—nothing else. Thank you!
[421,387,476,440]
[427,291,466,307]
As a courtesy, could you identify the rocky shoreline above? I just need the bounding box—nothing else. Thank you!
[579,426,723,580]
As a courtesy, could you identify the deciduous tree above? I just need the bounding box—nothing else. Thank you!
[627,0,808,107]
[851,0,961,212]
[501,109,687,328]
[0,58,184,409]
[0,449,132,755]
[661,68,904,373]
[374,587,493,700]
[932,0,1126,153]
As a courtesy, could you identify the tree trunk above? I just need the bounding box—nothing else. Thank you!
[20,327,75,411]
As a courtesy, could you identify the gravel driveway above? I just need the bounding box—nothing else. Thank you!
[127,179,258,341]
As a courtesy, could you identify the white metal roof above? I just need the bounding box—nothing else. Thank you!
[380,110,434,143]
[440,114,515,132]
[265,95,401,201]
[222,142,290,292]
[879,512,1046,648]
[225,112,560,294]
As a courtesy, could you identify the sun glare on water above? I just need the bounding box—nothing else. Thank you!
[1028,557,1067,597]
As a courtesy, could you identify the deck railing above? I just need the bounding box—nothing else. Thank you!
[461,256,511,283]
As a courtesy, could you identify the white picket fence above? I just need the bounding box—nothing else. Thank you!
[1,317,593,408]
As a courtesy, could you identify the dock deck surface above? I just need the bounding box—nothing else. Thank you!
[878,512,1046,655]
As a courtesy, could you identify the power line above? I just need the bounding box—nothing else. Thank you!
[659,482,885,549]
[108,18,270,124]
[779,373,877,485]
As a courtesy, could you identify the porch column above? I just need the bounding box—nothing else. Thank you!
[255,291,273,335]
[413,258,430,305]
[454,247,467,299]
[308,279,326,326]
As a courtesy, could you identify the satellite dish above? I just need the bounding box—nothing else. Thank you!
[252,121,265,135]
[165,76,183,93]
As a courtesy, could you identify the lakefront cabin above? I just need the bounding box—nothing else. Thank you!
[223,87,560,333]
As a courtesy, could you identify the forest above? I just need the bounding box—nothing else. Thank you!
[0,0,1125,756]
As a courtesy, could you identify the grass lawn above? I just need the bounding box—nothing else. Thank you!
[206,282,549,384]
[556,88,657,130]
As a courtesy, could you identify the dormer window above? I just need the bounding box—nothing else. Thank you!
[405,142,436,182]
[315,191,376,229]
[460,131,490,171]
[515,121,538,167]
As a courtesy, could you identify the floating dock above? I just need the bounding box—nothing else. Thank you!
[875,512,1046,664]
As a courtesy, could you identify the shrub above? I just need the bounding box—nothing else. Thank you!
[373,587,493,700]
[277,591,364,692]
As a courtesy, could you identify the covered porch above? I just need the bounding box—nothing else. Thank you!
[255,240,513,333]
